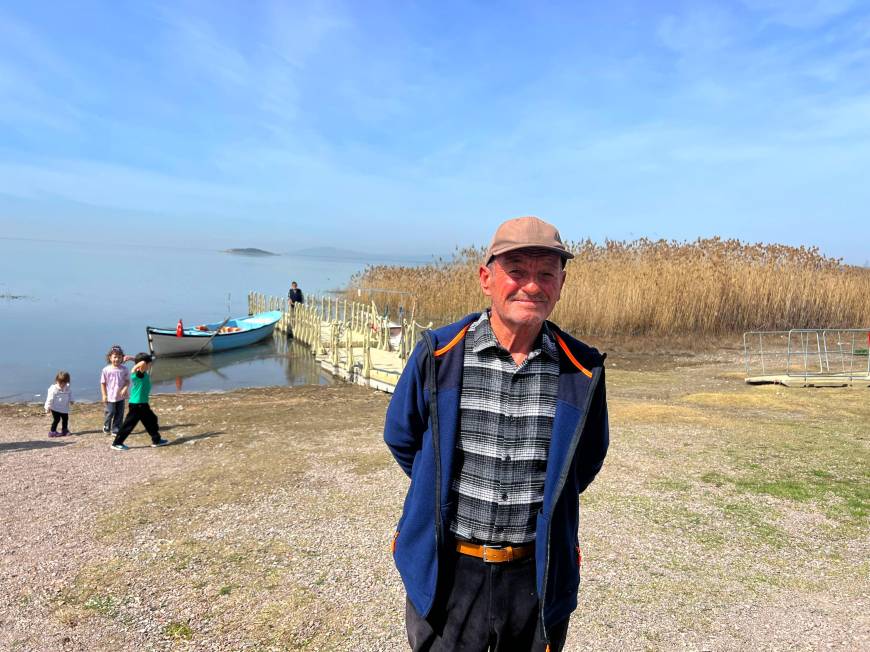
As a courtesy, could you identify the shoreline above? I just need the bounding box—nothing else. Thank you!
[1,386,306,408]
[0,339,747,407]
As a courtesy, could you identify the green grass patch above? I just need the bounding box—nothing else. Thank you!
[702,464,868,526]
[735,479,814,501]
[720,501,784,548]
[653,478,694,492]
[164,621,194,640]
[83,594,119,618]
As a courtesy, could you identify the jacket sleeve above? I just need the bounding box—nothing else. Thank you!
[384,341,429,478]
[44,385,54,411]
[575,367,609,494]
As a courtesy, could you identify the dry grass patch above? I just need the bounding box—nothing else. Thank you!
[610,399,712,424]
[53,384,401,650]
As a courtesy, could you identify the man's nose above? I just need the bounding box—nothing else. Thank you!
[522,277,544,295]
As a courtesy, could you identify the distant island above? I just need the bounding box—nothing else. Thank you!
[223,248,279,257]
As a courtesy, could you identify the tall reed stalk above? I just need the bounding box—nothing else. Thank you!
[348,238,870,337]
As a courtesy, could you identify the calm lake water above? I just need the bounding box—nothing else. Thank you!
[0,238,383,403]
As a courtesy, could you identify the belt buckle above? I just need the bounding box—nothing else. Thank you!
[482,545,510,563]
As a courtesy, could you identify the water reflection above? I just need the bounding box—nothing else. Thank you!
[150,334,333,395]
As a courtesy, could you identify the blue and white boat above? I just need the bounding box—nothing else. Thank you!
[146,311,283,357]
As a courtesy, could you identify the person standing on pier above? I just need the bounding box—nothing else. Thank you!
[384,216,609,651]
[287,281,304,307]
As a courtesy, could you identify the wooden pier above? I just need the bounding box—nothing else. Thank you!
[248,292,432,393]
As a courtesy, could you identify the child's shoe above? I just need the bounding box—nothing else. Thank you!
[102,426,110,434]
[110,443,129,451]
[61,429,71,436]
[48,430,61,438]
[151,438,170,447]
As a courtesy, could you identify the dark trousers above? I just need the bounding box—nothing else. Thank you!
[405,551,570,651]
[113,403,160,445]
[50,410,69,432]
[104,400,125,434]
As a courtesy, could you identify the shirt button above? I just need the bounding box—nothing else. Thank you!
[501,493,508,501]
[504,455,512,462]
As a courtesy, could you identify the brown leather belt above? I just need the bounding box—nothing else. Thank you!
[455,541,535,563]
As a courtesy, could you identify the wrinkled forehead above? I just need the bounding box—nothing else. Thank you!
[495,248,565,267]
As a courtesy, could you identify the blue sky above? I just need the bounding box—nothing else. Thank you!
[1,0,868,262]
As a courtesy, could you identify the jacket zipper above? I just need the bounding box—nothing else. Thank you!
[422,332,444,548]
[539,366,602,641]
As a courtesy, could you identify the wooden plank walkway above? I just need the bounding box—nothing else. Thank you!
[249,292,430,394]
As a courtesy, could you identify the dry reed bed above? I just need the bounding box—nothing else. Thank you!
[350,238,870,336]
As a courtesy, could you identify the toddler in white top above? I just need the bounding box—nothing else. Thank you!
[44,370,73,437]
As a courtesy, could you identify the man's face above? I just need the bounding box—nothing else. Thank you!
[479,249,566,333]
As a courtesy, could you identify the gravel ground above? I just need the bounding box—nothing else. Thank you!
[0,351,867,651]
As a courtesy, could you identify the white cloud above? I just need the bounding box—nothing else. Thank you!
[156,6,253,90]
[0,10,91,132]
[0,158,272,216]
[657,5,740,54]
[740,0,858,29]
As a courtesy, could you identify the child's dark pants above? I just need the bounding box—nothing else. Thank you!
[50,410,69,433]
[104,400,125,434]
[113,403,160,446]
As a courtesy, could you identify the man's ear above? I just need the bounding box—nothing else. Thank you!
[479,264,493,297]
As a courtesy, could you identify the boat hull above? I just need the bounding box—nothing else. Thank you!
[147,311,282,357]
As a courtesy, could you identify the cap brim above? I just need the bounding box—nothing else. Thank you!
[486,244,574,264]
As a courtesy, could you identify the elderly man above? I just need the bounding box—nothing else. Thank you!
[385,216,609,651]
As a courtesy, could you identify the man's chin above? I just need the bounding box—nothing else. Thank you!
[505,309,547,328]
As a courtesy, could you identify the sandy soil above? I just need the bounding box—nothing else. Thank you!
[0,350,867,651]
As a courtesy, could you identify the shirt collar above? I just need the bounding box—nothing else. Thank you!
[471,310,559,362]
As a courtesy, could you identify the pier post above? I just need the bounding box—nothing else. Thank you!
[345,323,354,375]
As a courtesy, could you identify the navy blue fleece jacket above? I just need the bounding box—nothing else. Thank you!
[384,313,609,636]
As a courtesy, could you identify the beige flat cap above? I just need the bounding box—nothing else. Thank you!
[485,216,574,264]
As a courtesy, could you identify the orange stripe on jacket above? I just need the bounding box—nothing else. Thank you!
[554,334,593,378]
[434,324,471,357]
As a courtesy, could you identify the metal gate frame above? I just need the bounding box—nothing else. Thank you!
[744,328,870,381]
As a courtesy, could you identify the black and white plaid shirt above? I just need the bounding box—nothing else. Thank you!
[449,311,560,545]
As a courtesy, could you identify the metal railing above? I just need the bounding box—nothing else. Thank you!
[247,291,432,377]
[744,328,870,380]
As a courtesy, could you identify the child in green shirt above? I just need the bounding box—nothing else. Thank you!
[111,353,170,451]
